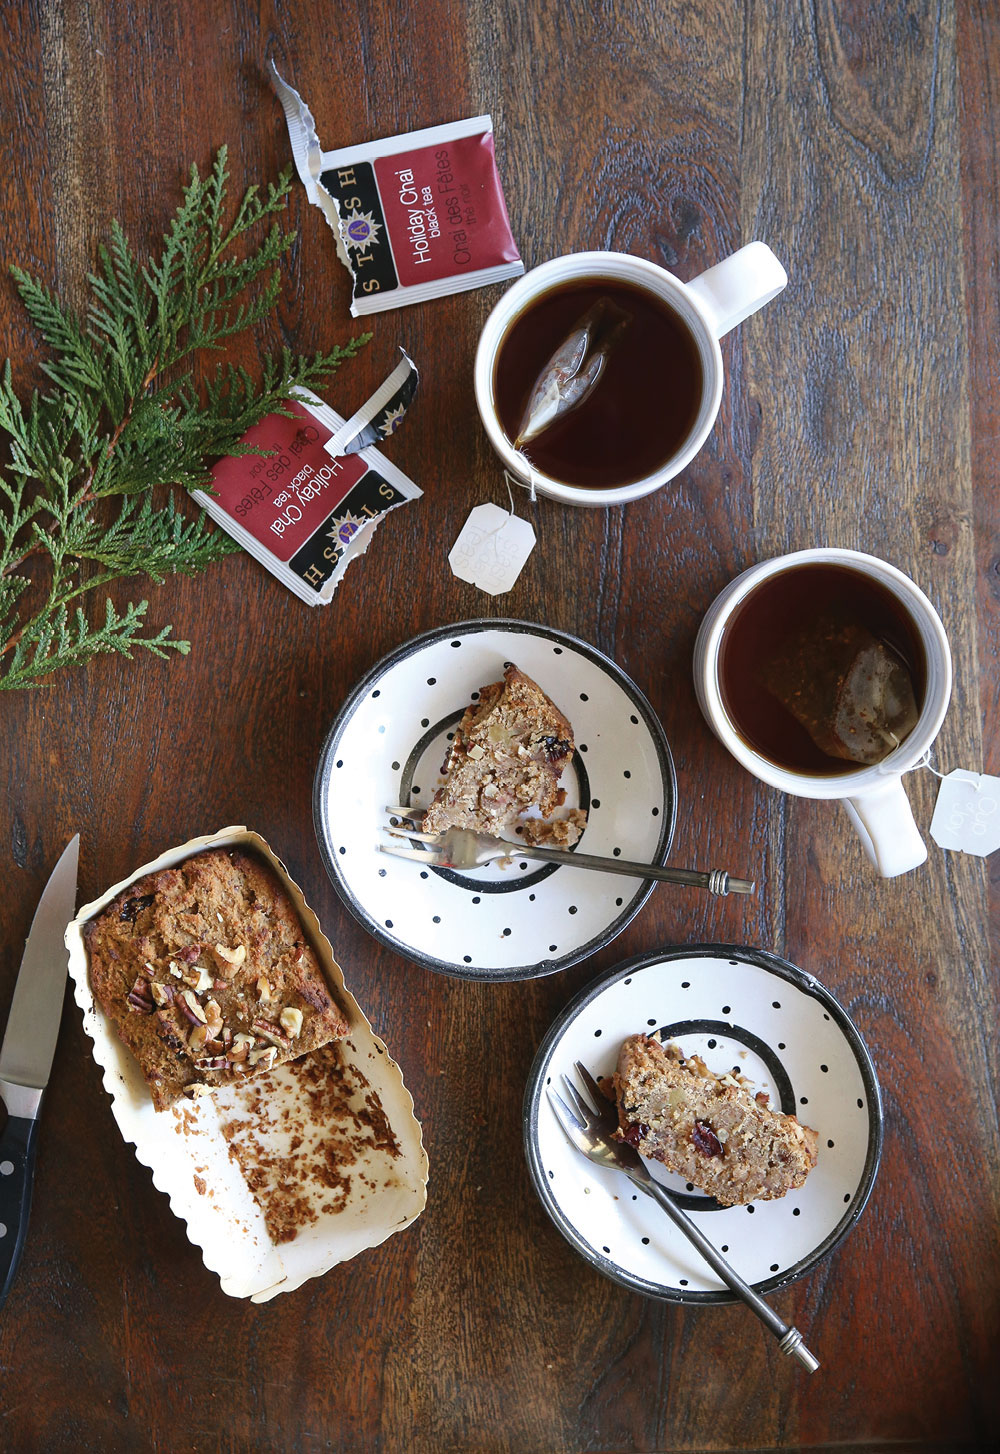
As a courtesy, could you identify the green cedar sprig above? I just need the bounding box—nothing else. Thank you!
[0,145,368,689]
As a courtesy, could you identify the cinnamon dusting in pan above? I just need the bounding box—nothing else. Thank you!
[219,1041,402,1244]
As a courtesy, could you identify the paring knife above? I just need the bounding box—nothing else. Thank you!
[0,835,79,1310]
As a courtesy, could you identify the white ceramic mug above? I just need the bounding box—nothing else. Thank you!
[693,548,953,878]
[473,244,787,508]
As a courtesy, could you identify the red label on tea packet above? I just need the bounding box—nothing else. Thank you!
[209,403,367,564]
[372,133,520,288]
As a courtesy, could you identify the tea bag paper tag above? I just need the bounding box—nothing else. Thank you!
[929,770,1000,856]
[449,503,535,595]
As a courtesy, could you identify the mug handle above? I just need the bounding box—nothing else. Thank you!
[685,242,788,339]
[841,778,928,878]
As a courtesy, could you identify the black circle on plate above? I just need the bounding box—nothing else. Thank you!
[522,943,884,1305]
[312,618,677,980]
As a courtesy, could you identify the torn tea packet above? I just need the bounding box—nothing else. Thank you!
[270,64,523,314]
[325,347,418,457]
[194,389,420,606]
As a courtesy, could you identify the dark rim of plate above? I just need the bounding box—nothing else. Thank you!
[312,618,677,981]
[522,943,884,1304]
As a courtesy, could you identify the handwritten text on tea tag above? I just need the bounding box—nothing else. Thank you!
[449,503,535,595]
[930,770,1000,857]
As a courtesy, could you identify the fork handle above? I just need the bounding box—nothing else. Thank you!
[633,1172,819,1371]
[516,846,754,896]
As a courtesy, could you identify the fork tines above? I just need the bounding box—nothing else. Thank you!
[561,1075,597,1124]
[574,1060,608,1106]
[383,826,443,845]
[547,1090,589,1145]
[379,806,447,865]
[378,838,447,865]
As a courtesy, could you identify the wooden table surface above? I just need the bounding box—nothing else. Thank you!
[1,2,997,1450]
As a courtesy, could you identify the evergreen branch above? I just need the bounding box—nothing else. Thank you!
[0,146,368,689]
[67,493,239,581]
[0,597,190,691]
[10,268,106,399]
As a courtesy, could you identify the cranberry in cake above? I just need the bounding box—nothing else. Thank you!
[85,848,349,1110]
[613,1034,818,1205]
[422,663,585,842]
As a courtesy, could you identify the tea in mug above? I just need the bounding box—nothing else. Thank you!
[718,563,926,775]
[492,278,703,489]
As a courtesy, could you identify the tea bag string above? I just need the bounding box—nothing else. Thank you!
[508,457,539,503]
[882,746,947,781]
[469,474,525,562]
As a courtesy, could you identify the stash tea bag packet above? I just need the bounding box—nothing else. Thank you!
[270,64,523,314]
[194,388,420,606]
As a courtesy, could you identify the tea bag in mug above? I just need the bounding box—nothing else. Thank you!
[763,613,919,765]
[514,296,631,448]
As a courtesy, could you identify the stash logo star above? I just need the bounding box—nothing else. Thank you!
[379,404,407,436]
[327,512,366,549]
[341,209,382,252]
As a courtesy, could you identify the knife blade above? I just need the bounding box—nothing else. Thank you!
[0,834,79,1310]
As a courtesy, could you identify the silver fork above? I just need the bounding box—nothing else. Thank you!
[548,1061,820,1372]
[380,808,755,896]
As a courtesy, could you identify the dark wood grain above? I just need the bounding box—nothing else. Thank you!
[0,1,997,1450]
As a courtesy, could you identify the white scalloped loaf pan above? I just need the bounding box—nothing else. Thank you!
[65,826,428,1302]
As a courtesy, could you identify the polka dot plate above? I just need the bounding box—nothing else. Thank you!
[313,619,676,980]
[523,945,883,1302]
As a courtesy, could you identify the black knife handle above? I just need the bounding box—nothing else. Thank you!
[0,1112,40,1312]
